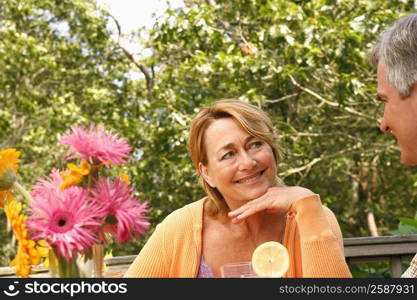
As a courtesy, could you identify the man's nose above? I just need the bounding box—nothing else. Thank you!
[379,117,390,133]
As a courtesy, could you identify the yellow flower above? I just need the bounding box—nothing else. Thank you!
[4,200,27,240]
[119,172,130,185]
[0,149,20,191]
[4,199,48,277]
[9,240,49,278]
[0,148,20,175]
[9,243,31,278]
[36,240,50,267]
[60,159,90,190]
[0,190,13,208]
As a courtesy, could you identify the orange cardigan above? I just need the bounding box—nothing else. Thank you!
[124,195,352,278]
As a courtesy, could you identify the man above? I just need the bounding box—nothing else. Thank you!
[369,13,417,278]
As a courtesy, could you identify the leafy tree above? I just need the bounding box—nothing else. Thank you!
[134,0,417,239]
[2,0,417,269]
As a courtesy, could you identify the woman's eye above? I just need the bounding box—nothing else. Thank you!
[221,151,234,160]
[250,141,263,148]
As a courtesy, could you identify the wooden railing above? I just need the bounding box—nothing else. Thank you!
[1,234,417,278]
[344,234,417,277]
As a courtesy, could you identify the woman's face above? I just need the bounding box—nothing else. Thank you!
[199,118,277,207]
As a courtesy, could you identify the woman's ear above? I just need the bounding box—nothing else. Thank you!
[199,162,215,188]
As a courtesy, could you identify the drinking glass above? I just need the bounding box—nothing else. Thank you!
[220,261,258,278]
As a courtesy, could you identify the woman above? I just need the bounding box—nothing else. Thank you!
[124,100,351,278]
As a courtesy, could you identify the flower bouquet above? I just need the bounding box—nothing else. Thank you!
[0,123,150,277]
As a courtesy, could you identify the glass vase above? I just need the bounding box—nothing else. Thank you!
[48,244,105,278]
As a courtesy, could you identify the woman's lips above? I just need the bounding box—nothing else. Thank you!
[235,170,264,184]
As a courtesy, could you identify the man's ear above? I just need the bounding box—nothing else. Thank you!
[199,162,215,188]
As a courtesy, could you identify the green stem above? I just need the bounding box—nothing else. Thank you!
[52,249,81,278]
[14,181,34,202]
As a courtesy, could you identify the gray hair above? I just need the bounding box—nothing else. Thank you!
[369,13,417,98]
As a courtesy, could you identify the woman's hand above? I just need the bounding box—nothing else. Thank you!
[228,186,316,224]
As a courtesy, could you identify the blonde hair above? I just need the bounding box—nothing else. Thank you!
[187,99,283,217]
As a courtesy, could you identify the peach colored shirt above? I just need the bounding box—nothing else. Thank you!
[124,195,352,278]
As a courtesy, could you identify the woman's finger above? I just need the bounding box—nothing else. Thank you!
[229,198,269,222]
[228,193,267,218]
[230,207,256,223]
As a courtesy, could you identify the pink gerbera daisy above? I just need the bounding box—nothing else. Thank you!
[60,123,132,165]
[90,177,150,243]
[27,170,105,261]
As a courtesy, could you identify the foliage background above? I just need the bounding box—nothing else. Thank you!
[1,0,417,276]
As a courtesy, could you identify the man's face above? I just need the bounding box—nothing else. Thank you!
[377,63,417,165]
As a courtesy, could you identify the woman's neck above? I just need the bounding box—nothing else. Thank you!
[225,210,285,243]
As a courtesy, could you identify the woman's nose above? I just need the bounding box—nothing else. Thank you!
[238,151,256,170]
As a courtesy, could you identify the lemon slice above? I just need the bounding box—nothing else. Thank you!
[251,241,289,278]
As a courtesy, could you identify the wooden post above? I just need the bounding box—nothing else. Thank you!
[390,256,403,278]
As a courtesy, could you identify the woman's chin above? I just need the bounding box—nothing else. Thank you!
[241,186,269,202]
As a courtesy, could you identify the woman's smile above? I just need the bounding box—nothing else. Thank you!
[234,170,265,185]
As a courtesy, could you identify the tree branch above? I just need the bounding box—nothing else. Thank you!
[283,73,376,122]
[279,156,324,178]
[106,12,154,97]
[278,143,392,178]
[264,92,300,104]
